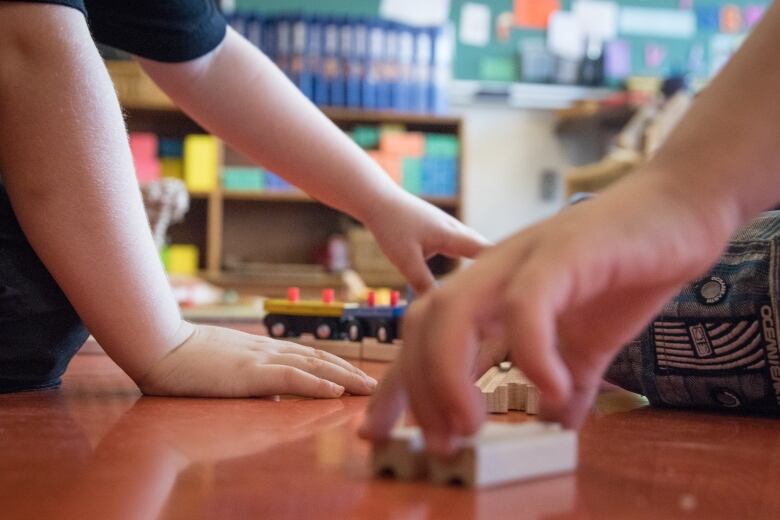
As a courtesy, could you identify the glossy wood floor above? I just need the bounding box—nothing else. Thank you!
[2,346,780,519]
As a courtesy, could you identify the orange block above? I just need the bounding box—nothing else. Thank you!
[513,0,559,29]
[379,132,425,158]
[368,151,402,184]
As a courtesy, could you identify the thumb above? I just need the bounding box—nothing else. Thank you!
[358,362,407,441]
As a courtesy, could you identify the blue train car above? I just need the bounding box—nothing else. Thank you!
[341,291,405,343]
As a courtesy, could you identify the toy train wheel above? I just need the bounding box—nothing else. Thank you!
[267,317,291,338]
[344,318,363,342]
[375,321,393,344]
[315,321,335,340]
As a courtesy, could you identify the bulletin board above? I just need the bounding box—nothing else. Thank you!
[235,0,766,83]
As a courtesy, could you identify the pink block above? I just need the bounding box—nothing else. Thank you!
[130,133,158,161]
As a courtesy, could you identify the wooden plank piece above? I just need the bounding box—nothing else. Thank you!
[361,339,402,362]
[427,422,577,488]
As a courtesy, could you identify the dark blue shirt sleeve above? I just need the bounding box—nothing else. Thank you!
[6,0,226,62]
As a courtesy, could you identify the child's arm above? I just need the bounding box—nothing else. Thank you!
[361,1,780,449]
[0,3,375,398]
[137,29,489,293]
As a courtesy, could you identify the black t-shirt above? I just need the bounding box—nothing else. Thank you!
[9,0,226,62]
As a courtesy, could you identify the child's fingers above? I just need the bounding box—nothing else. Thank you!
[441,225,492,259]
[503,269,572,410]
[275,341,373,380]
[358,362,407,441]
[393,247,436,294]
[250,365,345,398]
[268,353,376,395]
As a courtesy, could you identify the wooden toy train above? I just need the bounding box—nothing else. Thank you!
[263,287,406,343]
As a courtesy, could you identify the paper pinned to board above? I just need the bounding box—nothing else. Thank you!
[380,0,451,27]
[573,0,618,40]
[547,10,584,60]
[605,39,630,78]
[459,2,491,47]
[513,0,560,29]
[619,7,696,39]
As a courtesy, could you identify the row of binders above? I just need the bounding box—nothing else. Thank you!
[226,12,452,114]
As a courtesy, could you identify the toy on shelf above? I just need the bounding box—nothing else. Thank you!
[372,421,577,488]
[476,362,540,415]
[263,287,406,361]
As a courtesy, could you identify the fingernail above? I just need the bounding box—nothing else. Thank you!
[365,376,378,388]
[331,383,345,396]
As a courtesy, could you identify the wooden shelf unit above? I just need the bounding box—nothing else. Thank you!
[123,105,464,293]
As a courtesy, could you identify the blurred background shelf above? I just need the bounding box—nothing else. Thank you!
[112,61,464,293]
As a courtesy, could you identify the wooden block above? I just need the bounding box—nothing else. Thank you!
[371,426,427,480]
[476,364,540,414]
[526,385,540,415]
[294,335,363,360]
[361,338,402,362]
[427,422,577,488]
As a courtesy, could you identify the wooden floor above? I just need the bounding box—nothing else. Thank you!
[2,348,780,519]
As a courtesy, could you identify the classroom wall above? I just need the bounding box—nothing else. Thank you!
[453,105,575,242]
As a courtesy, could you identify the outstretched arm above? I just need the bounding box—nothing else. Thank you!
[138,29,489,293]
[0,3,375,398]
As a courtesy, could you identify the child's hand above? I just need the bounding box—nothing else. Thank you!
[359,173,734,454]
[365,192,491,294]
[138,324,377,398]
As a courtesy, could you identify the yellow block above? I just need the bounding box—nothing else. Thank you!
[184,135,219,192]
[263,299,356,318]
[166,244,199,275]
[161,158,183,179]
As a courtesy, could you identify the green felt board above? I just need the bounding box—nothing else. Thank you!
[236,0,765,83]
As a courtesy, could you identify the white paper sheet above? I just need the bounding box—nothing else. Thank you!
[573,0,617,40]
[459,2,491,47]
[619,7,696,39]
[547,10,584,60]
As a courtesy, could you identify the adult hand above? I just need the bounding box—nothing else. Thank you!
[360,172,735,455]
[365,191,491,294]
[138,324,377,398]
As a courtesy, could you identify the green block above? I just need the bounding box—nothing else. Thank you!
[425,134,460,157]
[402,158,423,195]
[223,166,265,190]
[351,125,380,149]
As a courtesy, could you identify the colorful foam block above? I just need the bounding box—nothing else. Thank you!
[183,135,219,192]
[402,158,423,195]
[351,126,380,149]
[129,133,161,184]
[425,134,460,157]
[223,166,265,190]
[165,244,199,276]
[379,131,425,157]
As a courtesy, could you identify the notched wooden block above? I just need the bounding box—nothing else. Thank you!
[372,422,577,488]
[476,364,539,414]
